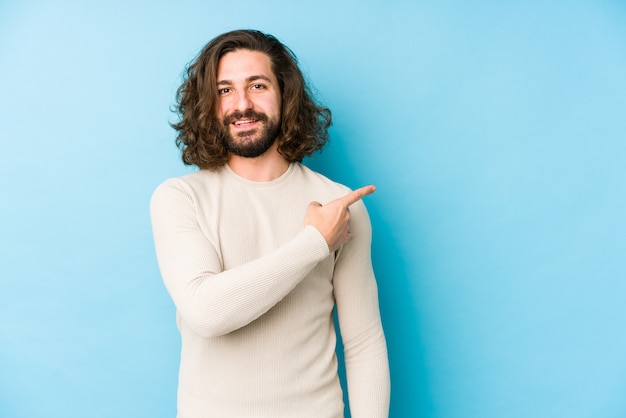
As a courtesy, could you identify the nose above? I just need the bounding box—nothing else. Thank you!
[234,89,253,112]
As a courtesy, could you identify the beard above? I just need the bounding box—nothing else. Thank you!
[222,110,281,158]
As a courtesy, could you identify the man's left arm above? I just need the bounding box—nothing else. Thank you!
[333,199,391,417]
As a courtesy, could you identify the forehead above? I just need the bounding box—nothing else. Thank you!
[216,49,276,83]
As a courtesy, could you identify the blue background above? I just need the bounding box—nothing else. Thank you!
[1,1,625,417]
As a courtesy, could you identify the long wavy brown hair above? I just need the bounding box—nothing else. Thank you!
[171,30,332,169]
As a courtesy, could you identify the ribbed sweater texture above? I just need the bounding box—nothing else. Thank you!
[150,163,390,418]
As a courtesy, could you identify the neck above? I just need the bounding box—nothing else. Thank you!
[227,143,290,182]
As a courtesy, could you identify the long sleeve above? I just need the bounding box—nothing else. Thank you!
[333,200,391,417]
[150,177,330,338]
[150,164,388,418]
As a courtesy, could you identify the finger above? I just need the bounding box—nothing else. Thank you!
[309,201,323,207]
[337,185,376,208]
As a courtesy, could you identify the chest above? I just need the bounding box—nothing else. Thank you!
[199,183,319,269]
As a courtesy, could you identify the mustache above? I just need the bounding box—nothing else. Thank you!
[223,110,269,126]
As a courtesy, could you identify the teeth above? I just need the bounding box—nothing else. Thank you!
[234,119,256,125]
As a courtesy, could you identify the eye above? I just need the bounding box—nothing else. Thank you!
[251,84,266,91]
[217,87,231,95]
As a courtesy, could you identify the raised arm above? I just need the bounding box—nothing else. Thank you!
[150,179,375,339]
[150,179,330,338]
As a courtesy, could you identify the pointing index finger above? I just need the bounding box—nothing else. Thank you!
[338,185,376,208]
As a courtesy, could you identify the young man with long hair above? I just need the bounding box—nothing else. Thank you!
[151,29,390,418]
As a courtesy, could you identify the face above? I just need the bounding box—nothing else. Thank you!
[216,49,282,158]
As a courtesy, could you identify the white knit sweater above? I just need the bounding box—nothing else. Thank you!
[150,163,390,418]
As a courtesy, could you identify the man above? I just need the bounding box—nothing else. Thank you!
[151,29,390,418]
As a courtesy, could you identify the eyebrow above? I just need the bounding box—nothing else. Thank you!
[217,75,273,86]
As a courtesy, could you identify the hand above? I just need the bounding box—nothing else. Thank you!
[304,185,376,252]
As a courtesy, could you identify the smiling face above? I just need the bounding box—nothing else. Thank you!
[216,49,283,158]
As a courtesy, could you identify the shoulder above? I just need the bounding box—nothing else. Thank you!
[293,164,371,222]
[294,163,352,196]
[152,169,223,195]
[294,164,369,211]
[150,168,226,209]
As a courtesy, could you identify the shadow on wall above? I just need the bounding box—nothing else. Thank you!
[305,137,426,418]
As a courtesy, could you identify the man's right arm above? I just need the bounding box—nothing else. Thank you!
[150,179,330,338]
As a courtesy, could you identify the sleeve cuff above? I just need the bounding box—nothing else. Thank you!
[302,225,331,259]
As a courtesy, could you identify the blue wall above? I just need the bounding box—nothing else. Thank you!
[1,1,625,417]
